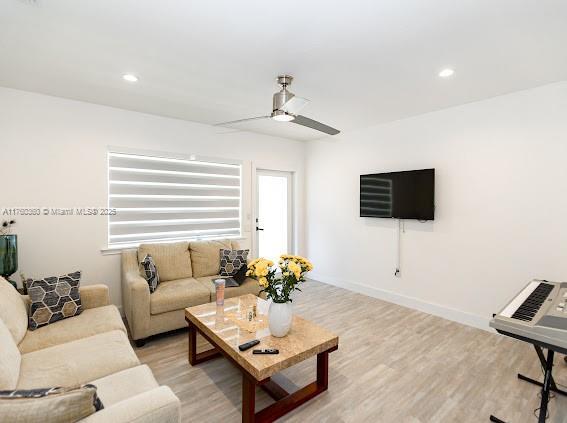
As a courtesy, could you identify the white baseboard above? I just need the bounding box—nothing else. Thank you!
[310,272,491,331]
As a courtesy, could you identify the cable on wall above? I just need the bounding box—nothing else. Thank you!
[395,219,404,277]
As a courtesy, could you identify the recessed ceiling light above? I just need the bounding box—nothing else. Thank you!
[122,74,139,82]
[438,68,455,78]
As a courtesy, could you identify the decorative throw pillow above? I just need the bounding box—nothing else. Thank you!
[0,384,103,422]
[26,271,82,331]
[219,249,249,277]
[141,254,160,293]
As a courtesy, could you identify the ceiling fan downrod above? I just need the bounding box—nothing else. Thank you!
[273,75,295,118]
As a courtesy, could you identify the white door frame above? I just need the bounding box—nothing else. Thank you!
[254,169,294,259]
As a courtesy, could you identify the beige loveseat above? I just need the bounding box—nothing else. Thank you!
[122,239,262,345]
[0,277,180,422]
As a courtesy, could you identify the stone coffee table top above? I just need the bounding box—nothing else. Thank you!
[185,294,338,381]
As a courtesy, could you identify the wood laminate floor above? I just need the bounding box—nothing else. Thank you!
[135,281,567,422]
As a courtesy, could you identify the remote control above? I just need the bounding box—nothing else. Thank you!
[252,348,279,354]
[238,340,260,351]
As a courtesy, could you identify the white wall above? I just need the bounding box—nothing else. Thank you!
[306,82,567,329]
[3,82,566,330]
[0,87,306,308]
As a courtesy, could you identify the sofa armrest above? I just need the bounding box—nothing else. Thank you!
[80,284,111,309]
[121,249,151,340]
[81,386,180,423]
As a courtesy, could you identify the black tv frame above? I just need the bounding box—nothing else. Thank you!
[359,168,435,220]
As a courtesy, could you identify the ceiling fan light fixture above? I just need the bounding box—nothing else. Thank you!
[272,110,295,122]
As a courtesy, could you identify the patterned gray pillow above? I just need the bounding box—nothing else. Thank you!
[219,249,249,277]
[0,384,103,410]
[141,254,160,293]
[26,271,82,331]
[0,384,104,421]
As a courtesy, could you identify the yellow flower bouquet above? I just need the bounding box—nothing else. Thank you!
[247,255,313,303]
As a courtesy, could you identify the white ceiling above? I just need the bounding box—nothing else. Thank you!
[1,0,566,141]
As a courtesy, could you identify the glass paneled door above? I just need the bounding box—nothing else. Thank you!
[255,170,293,264]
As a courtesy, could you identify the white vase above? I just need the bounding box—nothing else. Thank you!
[268,301,293,337]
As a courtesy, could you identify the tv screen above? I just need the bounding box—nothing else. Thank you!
[360,168,435,220]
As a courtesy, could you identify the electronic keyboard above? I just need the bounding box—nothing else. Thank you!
[490,279,567,352]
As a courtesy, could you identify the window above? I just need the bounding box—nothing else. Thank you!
[107,150,241,248]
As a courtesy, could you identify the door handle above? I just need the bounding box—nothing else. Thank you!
[256,227,264,231]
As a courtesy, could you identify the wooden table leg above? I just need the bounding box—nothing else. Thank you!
[187,319,337,423]
[187,320,222,365]
[261,378,289,401]
[254,348,335,422]
[188,322,197,365]
[242,375,256,423]
[317,351,329,390]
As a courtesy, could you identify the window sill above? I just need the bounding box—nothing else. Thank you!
[100,236,247,256]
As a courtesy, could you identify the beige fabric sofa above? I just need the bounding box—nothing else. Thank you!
[122,239,262,345]
[0,277,180,422]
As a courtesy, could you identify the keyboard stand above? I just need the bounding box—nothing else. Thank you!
[490,344,565,423]
[517,345,567,396]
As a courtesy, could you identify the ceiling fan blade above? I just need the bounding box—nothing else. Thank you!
[214,116,270,126]
[292,115,340,135]
[280,96,310,114]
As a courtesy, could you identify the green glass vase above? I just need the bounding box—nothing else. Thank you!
[0,235,18,289]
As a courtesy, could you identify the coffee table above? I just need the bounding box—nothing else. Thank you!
[184,294,339,423]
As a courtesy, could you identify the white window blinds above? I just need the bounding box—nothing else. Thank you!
[108,151,241,248]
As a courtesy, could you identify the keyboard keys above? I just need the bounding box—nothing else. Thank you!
[511,282,554,322]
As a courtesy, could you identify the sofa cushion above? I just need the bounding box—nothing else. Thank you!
[0,318,21,390]
[0,277,29,344]
[90,365,158,407]
[195,276,261,300]
[150,278,210,315]
[18,330,139,389]
[189,239,232,277]
[0,384,103,422]
[27,271,83,330]
[138,242,192,282]
[18,305,126,354]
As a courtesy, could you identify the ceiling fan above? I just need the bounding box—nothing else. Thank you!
[216,75,340,136]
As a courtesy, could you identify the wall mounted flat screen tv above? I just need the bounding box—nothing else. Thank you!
[360,168,435,220]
